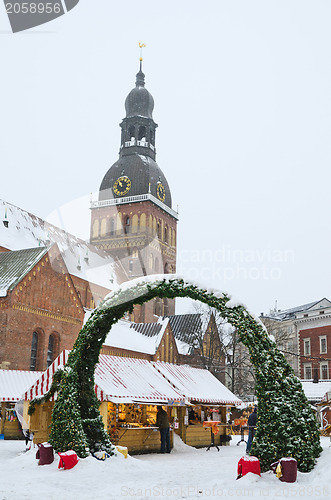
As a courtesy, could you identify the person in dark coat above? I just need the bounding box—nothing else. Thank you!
[246,407,257,453]
[156,405,171,453]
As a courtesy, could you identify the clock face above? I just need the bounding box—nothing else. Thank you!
[113,176,131,196]
[157,182,166,202]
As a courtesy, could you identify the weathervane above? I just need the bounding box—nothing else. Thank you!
[139,42,146,62]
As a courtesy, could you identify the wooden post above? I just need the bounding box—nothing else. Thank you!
[0,403,7,435]
[99,402,108,430]
[178,406,187,443]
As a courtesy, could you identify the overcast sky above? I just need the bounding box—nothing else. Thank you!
[1,1,331,317]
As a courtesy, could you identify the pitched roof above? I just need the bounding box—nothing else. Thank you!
[0,199,117,290]
[0,247,48,296]
[163,314,203,344]
[22,351,184,404]
[263,299,330,321]
[22,350,241,406]
[152,361,242,405]
[103,318,169,355]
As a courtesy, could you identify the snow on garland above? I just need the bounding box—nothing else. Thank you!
[30,275,322,471]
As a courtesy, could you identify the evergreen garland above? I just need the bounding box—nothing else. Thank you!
[43,277,321,470]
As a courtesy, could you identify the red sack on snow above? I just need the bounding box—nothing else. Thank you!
[271,457,297,483]
[58,450,79,470]
[36,443,54,465]
[237,456,261,479]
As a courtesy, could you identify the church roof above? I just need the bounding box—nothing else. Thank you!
[125,68,154,119]
[0,247,48,296]
[102,318,169,355]
[164,314,203,345]
[99,154,172,209]
[0,199,117,291]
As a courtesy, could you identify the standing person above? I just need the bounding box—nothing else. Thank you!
[246,407,257,454]
[156,405,171,453]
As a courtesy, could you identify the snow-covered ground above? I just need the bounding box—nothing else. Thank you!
[0,435,330,500]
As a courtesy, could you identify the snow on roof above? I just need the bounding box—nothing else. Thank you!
[23,351,70,401]
[0,247,48,295]
[95,355,184,403]
[175,338,194,355]
[263,299,331,321]
[103,318,169,355]
[152,361,242,405]
[301,380,331,401]
[23,350,183,404]
[0,369,43,401]
[0,199,117,290]
[23,350,240,406]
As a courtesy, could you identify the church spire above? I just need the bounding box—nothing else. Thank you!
[136,43,146,87]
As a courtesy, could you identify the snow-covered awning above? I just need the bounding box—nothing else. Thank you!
[301,380,331,402]
[0,369,43,402]
[23,351,69,401]
[23,351,184,404]
[95,355,184,403]
[22,351,241,406]
[152,361,242,405]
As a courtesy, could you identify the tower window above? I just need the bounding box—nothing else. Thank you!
[129,125,135,140]
[110,218,115,235]
[138,126,146,141]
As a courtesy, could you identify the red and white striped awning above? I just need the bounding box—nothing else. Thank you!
[23,351,184,404]
[23,351,70,401]
[95,355,184,403]
[152,361,242,405]
[0,369,43,402]
[22,351,241,406]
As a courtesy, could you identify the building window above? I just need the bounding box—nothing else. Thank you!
[47,335,55,368]
[303,338,311,356]
[303,363,312,379]
[320,336,327,354]
[320,362,329,380]
[30,331,38,371]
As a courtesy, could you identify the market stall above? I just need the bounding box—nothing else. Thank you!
[23,352,241,453]
[0,368,42,439]
[23,352,184,453]
[151,362,242,448]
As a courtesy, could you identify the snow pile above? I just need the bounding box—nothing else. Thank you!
[0,436,330,500]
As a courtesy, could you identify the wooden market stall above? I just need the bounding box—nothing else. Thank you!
[23,351,241,453]
[23,352,184,453]
[0,368,42,439]
[151,361,242,448]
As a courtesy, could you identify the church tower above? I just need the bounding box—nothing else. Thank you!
[90,61,178,322]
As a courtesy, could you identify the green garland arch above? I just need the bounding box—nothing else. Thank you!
[32,276,321,472]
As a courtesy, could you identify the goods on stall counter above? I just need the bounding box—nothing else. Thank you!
[270,458,297,483]
[237,456,261,479]
[58,450,79,470]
